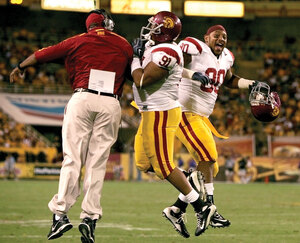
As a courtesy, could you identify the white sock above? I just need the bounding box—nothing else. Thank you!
[205,183,214,195]
[178,193,189,203]
[55,214,61,220]
[185,189,199,203]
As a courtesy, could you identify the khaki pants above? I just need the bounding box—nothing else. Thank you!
[48,92,121,220]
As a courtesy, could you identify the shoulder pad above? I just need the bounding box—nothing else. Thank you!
[179,37,203,55]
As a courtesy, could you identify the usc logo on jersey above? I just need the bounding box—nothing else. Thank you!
[163,17,175,29]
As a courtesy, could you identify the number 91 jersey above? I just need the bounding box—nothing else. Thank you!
[178,37,234,117]
[132,42,183,111]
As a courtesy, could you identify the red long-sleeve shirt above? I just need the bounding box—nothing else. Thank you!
[35,28,133,96]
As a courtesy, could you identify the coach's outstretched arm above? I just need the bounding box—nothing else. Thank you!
[10,54,37,83]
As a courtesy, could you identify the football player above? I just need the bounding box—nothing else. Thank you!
[163,25,268,230]
[131,11,216,238]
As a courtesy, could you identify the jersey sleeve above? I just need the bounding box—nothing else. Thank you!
[178,37,202,55]
[151,47,180,71]
[34,37,75,63]
[224,48,235,68]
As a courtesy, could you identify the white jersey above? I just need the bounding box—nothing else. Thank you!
[132,42,183,111]
[178,37,234,117]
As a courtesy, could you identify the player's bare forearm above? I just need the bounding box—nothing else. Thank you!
[132,68,144,88]
[224,68,256,89]
[183,52,192,67]
[133,62,168,88]
[224,69,240,88]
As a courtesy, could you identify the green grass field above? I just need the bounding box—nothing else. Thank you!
[0,180,299,243]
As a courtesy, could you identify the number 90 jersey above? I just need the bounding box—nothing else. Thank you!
[178,37,234,117]
[132,42,183,111]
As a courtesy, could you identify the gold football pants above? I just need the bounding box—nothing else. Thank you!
[175,112,221,177]
[134,107,181,179]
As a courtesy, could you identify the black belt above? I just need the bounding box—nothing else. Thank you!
[74,88,119,100]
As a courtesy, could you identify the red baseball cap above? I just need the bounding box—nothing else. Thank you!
[205,25,227,35]
[85,13,104,30]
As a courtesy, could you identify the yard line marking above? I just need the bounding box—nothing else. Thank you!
[0,220,157,231]
[0,234,179,239]
[97,223,156,231]
[0,235,75,239]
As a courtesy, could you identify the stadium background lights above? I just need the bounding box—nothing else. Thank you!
[10,0,23,4]
[184,1,245,18]
[110,0,171,15]
[41,0,99,12]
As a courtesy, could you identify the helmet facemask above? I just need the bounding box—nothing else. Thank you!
[249,82,272,107]
[140,17,163,43]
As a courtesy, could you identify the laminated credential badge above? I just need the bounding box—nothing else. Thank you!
[88,69,116,93]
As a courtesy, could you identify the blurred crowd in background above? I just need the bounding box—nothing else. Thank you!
[0,14,300,157]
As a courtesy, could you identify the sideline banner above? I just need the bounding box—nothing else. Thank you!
[1,153,299,182]
[215,135,255,157]
[0,153,130,180]
[269,136,300,157]
[0,93,71,126]
[0,162,62,180]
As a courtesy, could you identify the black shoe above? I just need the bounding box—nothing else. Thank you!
[162,206,190,238]
[47,214,73,240]
[210,210,231,228]
[195,204,216,236]
[79,217,96,243]
[206,195,231,228]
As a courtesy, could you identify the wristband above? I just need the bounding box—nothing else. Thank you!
[131,57,142,75]
[182,68,194,79]
[238,78,255,89]
[17,62,25,71]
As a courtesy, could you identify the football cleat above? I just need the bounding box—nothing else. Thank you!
[47,214,73,240]
[206,195,231,228]
[210,211,231,228]
[187,170,207,201]
[195,204,216,236]
[162,206,190,238]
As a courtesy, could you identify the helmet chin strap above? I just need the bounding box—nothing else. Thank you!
[148,39,155,46]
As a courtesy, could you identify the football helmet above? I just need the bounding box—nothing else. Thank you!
[249,82,281,122]
[86,9,115,31]
[140,11,182,43]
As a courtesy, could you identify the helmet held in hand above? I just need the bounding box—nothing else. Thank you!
[249,82,281,122]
